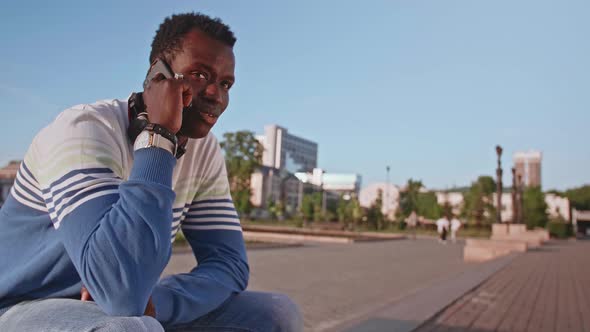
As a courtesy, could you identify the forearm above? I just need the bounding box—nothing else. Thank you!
[152,271,239,325]
[151,230,249,325]
[59,148,176,316]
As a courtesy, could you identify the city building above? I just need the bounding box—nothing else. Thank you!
[572,209,590,236]
[436,191,465,216]
[0,161,19,207]
[359,182,400,220]
[544,193,571,221]
[250,124,319,213]
[250,124,360,217]
[295,168,361,196]
[250,166,301,213]
[258,125,318,173]
[435,190,571,223]
[513,150,542,187]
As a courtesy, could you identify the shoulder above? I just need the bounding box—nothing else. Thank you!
[55,99,127,131]
[28,99,129,182]
[33,99,128,147]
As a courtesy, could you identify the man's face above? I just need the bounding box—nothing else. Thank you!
[169,29,235,139]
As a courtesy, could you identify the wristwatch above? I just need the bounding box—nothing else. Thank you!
[133,125,177,156]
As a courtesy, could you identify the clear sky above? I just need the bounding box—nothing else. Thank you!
[0,0,588,190]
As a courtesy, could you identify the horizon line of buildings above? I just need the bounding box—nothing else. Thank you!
[0,124,574,227]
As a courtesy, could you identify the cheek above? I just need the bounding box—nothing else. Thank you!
[222,93,230,107]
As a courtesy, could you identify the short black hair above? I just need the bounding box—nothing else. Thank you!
[149,12,236,64]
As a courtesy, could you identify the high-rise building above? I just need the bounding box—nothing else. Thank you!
[259,125,318,173]
[513,151,542,187]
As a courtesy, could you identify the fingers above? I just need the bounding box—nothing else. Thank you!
[80,286,92,301]
[181,81,193,107]
[144,297,156,318]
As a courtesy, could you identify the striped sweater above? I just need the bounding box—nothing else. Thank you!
[0,99,249,325]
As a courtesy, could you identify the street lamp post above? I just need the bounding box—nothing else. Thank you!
[386,166,390,218]
[511,167,518,224]
[517,174,524,224]
[495,145,503,224]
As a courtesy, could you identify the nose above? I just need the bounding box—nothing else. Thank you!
[202,83,222,104]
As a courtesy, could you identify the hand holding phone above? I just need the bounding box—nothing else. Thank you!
[141,59,192,134]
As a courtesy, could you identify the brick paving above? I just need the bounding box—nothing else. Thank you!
[415,240,590,332]
[165,239,478,331]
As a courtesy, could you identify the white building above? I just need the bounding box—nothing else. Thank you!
[436,191,465,216]
[250,124,319,213]
[250,166,301,212]
[545,193,571,221]
[359,183,400,219]
[295,168,361,195]
[258,125,318,173]
[435,190,571,223]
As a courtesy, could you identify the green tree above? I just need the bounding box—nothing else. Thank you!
[367,189,385,230]
[462,176,496,225]
[563,185,590,210]
[523,186,549,229]
[416,192,442,220]
[399,179,441,220]
[267,199,285,221]
[220,131,263,216]
[336,196,350,224]
[301,192,322,223]
[350,195,363,228]
[441,201,453,219]
[399,179,423,217]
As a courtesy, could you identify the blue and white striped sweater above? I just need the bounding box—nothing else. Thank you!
[0,99,249,326]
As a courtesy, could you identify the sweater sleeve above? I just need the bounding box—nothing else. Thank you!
[151,140,249,326]
[32,105,176,316]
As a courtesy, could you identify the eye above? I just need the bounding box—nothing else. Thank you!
[221,81,233,90]
[191,71,209,81]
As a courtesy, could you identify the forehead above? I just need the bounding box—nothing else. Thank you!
[174,29,235,73]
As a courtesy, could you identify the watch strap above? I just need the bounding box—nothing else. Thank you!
[144,123,178,146]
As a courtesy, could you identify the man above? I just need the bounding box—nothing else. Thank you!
[435,216,449,244]
[0,12,302,331]
[405,210,418,240]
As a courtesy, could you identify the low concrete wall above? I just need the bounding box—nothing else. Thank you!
[464,239,527,262]
[533,228,550,241]
[243,231,353,244]
[492,224,509,237]
[508,224,527,236]
[490,224,549,248]
[491,234,542,248]
[466,224,550,262]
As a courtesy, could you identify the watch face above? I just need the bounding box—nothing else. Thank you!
[134,131,151,150]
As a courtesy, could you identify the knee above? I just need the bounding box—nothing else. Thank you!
[257,293,303,332]
[93,315,164,332]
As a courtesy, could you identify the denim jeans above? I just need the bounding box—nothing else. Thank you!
[0,291,303,332]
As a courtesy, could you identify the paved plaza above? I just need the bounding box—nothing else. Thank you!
[164,238,508,331]
[164,238,589,331]
[415,239,590,332]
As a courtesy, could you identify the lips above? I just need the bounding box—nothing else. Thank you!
[198,111,218,126]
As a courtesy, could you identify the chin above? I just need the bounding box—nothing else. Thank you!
[179,121,212,139]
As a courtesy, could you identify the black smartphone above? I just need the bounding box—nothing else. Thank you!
[128,58,189,157]
[143,58,175,90]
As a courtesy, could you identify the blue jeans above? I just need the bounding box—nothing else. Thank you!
[0,291,303,332]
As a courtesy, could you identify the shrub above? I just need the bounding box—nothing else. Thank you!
[546,221,572,238]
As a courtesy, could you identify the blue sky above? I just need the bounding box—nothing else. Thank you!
[0,0,588,190]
